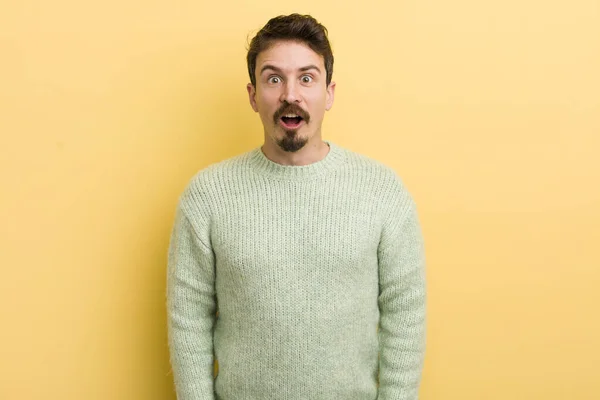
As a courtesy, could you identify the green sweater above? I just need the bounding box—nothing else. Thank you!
[167,140,426,400]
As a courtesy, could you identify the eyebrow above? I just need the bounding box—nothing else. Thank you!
[259,64,321,75]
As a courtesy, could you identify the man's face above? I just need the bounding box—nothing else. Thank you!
[247,40,335,153]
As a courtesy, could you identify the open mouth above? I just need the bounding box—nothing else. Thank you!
[280,114,304,129]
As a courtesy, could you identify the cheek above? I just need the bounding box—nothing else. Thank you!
[257,108,273,125]
[257,103,278,125]
[307,89,327,104]
[307,94,327,118]
[256,92,279,112]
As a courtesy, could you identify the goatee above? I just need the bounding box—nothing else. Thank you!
[277,130,308,152]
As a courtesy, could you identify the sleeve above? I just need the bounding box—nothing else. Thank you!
[167,204,217,399]
[377,182,427,400]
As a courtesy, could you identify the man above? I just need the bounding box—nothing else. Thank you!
[167,13,426,400]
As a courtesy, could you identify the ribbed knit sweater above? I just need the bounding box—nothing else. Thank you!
[166,140,427,400]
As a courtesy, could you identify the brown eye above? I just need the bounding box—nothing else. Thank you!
[268,76,282,84]
[301,75,313,83]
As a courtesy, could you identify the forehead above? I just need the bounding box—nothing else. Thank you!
[256,40,325,73]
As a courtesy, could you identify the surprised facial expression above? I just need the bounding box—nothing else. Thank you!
[247,40,335,152]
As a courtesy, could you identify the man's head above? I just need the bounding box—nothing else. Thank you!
[246,14,335,153]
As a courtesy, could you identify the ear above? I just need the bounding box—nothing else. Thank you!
[325,81,336,111]
[247,83,259,112]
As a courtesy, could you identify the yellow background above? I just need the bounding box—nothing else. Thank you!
[1,0,599,399]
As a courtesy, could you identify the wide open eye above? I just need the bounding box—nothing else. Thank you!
[301,75,313,83]
[268,76,282,84]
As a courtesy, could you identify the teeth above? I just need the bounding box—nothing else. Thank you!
[283,114,299,118]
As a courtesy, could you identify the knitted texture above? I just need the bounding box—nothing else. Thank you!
[167,140,426,400]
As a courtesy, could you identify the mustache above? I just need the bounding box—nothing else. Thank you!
[273,102,310,124]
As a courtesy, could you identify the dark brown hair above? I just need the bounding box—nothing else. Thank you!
[246,14,334,87]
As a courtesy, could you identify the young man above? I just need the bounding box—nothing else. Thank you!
[167,13,426,400]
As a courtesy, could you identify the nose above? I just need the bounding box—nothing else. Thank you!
[280,81,301,104]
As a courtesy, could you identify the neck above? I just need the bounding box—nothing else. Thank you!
[261,135,330,166]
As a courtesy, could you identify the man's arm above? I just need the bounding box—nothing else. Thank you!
[377,185,427,400]
[167,205,217,399]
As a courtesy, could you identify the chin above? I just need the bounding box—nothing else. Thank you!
[276,130,308,153]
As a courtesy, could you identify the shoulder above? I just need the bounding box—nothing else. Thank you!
[194,147,254,182]
[336,144,417,223]
[177,149,254,215]
[336,143,410,194]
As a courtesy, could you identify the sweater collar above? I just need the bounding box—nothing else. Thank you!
[248,140,347,181]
